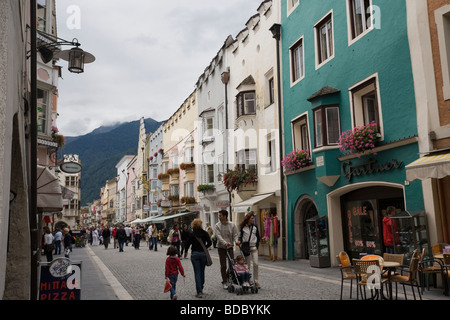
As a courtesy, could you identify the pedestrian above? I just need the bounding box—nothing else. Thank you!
[165,245,185,300]
[116,225,127,252]
[63,228,72,258]
[180,224,191,259]
[112,226,118,249]
[185,218,212,298]
[54,228,62,255]
[215,209,238,290]
[167,223,181,257]
[102,225,111,249]
[133,224,142,249]
[125,225,132,246]
[92,228,99,246]
[151,224,158,251]
[205,222,214,250]
[43,226,54,262]
[234,255,250,287]
[236,211,260,288]
[383,206,399,253]
[147,224,153,250]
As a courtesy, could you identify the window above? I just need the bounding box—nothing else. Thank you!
[313,105,340,148]
[236,91,256,118]
[268,78,275,105]
[349,0,372,39]
[288,0,299,14]
[315,12,334,67]
[37,88,48,134]
[203,117,214,137]
[435,6,450,100]
[185,182,194,197]
[267,138,276,173]
[37,0,48,32]
[207,164,214,184]
[184,147,194,163]
[236,149,257,172]
[170,185,179,196]
[151,180,158,190]
[292,115,310,152]
[291,38,304,83]
[350,77,381,131]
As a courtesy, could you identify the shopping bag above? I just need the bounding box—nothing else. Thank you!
[164,278,172,293]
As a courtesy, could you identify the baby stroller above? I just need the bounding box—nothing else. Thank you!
[226,248,258,295]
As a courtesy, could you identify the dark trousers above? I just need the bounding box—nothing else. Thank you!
[218,247,234,284]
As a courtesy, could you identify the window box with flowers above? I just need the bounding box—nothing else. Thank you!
[197,184,215,194]
[168,194,179,202]
[181,196,196,204]
[167,168,180,175]
[338,121,380,158]
[180,162,195,171]
[51,126,65,148]
[281,149,314,174]
[158,148,164,154]
[223,167,257,192]
[158,173,170,180]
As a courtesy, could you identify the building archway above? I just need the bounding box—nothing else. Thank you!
[293,195,318,259]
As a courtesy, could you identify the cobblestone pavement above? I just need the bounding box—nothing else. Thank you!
[84,239,450,301]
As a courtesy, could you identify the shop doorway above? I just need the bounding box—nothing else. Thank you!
[293,196,318,259]
[341,186,405,260]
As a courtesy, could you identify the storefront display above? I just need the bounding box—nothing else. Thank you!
[306,215,330,268]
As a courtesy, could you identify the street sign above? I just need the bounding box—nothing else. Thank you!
[60,161,82,174]
[39,258,82,300]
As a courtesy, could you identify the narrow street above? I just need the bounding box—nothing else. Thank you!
[75,239,449,301]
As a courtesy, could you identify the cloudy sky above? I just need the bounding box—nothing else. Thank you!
[55,0,265,136]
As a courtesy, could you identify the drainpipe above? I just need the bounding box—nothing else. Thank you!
[221,70,232,220]
[30,0,39,300]
[270,23,287,261]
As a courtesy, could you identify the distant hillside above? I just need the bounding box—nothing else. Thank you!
[60,118,164,206]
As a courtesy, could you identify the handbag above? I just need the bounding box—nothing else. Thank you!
[241,225,253,257]
[195,236,212,266]
[164,278,172,293]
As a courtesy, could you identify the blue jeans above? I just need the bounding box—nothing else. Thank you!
[118,239,125,251]
[190,251,207,294]
[151,237,158,251]
[54,240,61,255]
[168,274,178,299]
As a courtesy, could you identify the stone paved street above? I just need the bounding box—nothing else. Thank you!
[81,239,450,301]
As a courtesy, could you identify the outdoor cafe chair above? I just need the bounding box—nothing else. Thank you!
[336,251,356,300]
[352,258,388,300]
[418,248,443,293]
[390,256,422,300]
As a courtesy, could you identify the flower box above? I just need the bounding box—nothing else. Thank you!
[223,167,257,192]
[281,149,313,173]
[339,121,379,157]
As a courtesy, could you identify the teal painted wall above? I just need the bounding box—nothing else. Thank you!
[280,1,424,260]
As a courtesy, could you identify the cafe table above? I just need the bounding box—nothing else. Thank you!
[383,261,401,300]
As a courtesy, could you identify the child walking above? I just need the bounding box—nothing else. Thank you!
[165,245,185,300]
[234,255,250,286]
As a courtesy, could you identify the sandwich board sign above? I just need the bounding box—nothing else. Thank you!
[39,258,82,300]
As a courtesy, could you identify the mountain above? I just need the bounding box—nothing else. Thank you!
[60,118,164,206]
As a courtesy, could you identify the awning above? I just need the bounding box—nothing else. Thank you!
[130,218,145,225]
[37,165,63,212]
[405,153,450,181]
[233,193,274,213]
[150,211,199,223]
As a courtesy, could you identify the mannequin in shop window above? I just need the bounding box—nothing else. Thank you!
[264,212,280,261]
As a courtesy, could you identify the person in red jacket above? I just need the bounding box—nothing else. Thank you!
[165,245,185,300]
[383,206,399,253]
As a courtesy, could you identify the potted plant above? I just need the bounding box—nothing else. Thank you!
[222,167,257,192]
[180,196,196,204]
[157,173,170,180]
[339,121,379,157]
[281,149,313,173]
[180,162,196,170]
[197,184,215,194]
[167,168,180,175]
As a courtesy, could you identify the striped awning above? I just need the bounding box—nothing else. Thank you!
[405,153,450,181]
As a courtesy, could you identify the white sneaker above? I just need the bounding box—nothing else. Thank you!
[223,283,228,290]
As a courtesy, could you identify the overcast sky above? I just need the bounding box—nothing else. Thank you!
[55,0,264,137]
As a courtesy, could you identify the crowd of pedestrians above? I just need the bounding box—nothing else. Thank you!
[41,210,262,300]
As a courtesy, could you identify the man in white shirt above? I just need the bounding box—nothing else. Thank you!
[124,225,132,246]
[215,210,238,289]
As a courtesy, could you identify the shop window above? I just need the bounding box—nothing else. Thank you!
[313,105,340,148]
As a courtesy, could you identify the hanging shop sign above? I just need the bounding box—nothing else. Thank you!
[39,258,82,300]
[60,161,82,174]
[341,158,403,182]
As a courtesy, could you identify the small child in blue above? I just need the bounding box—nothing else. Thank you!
[165,245,185,300]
